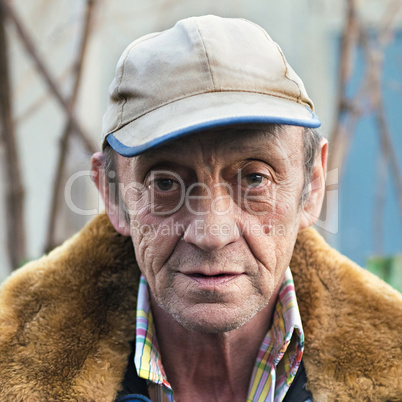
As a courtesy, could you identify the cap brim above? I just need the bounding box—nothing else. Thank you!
[105,91,321,157]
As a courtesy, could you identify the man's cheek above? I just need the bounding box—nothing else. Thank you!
[240,184,298,218]
[132,221,180,274]
[269,189,301,222]
[240,189,278,216]
[120,184,147,216]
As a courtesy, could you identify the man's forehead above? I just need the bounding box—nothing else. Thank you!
[135,124,300,161]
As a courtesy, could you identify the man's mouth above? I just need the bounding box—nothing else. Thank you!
[184,272,243,287]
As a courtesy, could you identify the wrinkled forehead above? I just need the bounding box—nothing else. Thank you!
[112,124,306,179]
[136,124,302,160]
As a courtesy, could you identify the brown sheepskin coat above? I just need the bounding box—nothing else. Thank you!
[0,213,401,401]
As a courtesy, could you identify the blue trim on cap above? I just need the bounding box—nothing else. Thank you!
[106,113,321,157]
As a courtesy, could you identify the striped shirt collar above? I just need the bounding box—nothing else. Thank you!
[134,267,304,402]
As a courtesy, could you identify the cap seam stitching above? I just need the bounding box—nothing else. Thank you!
[192,19,216,90]
[114,34,162,129]
[109,89,310,134]
[244,18,303,104]
[116,42,137,128]
[272,42,303,104]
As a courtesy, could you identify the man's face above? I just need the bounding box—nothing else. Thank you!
[113,125,307,333]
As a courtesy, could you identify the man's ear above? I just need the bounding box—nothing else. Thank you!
[299,138,329,229]
[91,152,131,236]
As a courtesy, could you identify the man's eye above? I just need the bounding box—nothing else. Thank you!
[243,173,269,188]
[152,178,177,192]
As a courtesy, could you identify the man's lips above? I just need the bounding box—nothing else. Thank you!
[181,272,244,287]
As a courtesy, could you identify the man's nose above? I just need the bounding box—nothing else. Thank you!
[182,186,240,251]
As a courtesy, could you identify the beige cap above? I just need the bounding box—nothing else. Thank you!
[102,15,320,156]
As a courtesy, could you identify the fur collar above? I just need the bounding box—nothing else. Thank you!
[0,213,401,401]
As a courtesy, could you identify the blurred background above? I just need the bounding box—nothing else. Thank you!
[0,0,401,289]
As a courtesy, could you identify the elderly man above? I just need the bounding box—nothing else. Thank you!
[0,15,401,402]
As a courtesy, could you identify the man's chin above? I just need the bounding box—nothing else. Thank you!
[167,304,260,334]
[152,287,272,334]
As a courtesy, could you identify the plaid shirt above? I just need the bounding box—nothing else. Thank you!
[134,267,304,402]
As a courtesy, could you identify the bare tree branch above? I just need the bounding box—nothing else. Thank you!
[322,0,402,245]
[354,2,402,248]
[0,0,96,154]
[14,67,72,125]
[327,0,360,177]
[378,0,402,45]
[375,91,402,217]
[358,8,402,218]
[0,4,26,270]
[45,0,97,252]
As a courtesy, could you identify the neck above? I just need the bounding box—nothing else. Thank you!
[150,291,279,402]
